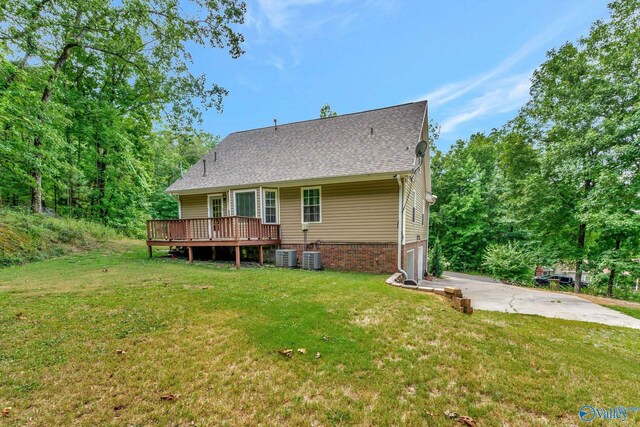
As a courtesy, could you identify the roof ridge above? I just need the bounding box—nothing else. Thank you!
[228,100,427,135]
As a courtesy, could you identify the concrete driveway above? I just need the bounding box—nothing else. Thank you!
[422,271,640,329]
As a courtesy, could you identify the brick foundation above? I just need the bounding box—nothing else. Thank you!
[280,242,397,274]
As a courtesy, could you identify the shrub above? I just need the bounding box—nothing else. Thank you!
[482,242,532,284]
[429,238,445,277]
[0,208,120,267]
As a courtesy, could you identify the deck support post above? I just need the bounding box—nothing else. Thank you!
[235,246,240,269]
[188,246,193,263]
[148,245,153,258]
[259,245,264,266]
[212,246,216,261]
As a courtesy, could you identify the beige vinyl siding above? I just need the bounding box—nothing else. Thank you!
[279,179,398,244]
[179,194,208,219]
[404,164,427,243]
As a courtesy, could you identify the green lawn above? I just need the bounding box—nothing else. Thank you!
[1,242,639,426]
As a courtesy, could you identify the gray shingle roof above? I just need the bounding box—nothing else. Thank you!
[166,101,427,193]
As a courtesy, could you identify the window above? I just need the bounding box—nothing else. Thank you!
[209,196,222,218]
[264,189,278,224]
[302,187,321,223]
[412,190,417,223]
[235,191,256,217]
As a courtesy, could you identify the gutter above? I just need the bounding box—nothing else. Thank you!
[396,175,407,279]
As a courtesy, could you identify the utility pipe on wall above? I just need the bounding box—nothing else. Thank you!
[396,175,407,279]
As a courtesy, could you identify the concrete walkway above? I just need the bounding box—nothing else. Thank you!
[421,271,640,329]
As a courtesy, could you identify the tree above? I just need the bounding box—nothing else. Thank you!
[319,104,337,118]
[520,0,639,292]
[429,238,445,277]
[1,0,246,213]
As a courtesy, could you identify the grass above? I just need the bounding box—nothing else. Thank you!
[0,208,119,267]
[2,242,640,426]
[605,305,640,320]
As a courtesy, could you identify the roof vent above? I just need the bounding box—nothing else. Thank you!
[202,159,207,176]
[274,118,277,131]
[370,127,373,135]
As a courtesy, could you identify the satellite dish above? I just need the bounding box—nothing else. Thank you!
[415,140,428,158]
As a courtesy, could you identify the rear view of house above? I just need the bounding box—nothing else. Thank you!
[147,101,434,280]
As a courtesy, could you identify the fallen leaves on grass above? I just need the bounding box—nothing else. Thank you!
[444,410,458,419]
[277,348,293,358]
[15,312,26,320]
[2,407,11,417]
[115,349,126,355]
[297,348,307,354]
[315,352,321,359]
[459,415,476,426]
[160,394,177,401]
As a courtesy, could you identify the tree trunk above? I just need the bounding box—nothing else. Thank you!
[574,222,586,293]
[607,239,621,298]
[31,167,43,213]
[574,177,593,293]
[95,142,108,220]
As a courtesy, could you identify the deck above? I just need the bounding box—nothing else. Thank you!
[146,216,281,267]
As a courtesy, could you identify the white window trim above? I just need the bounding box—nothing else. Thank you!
[262,188,279,224]
[406,249,415,281]
[301,186,322,224]
[177,196,182,219]
[207,194,224,218]
[233,189,258,217]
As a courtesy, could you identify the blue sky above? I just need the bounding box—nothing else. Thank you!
[190,0,611,151]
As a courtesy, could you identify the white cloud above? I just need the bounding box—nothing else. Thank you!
[257,0,326,29]
[439,73,532,134]
[265,54,285,70]
[416,2,592,108]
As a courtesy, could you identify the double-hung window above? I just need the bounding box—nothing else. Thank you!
[302,187,321,223]
[264,189,278,224]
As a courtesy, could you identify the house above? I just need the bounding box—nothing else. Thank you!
[147,101,434,279]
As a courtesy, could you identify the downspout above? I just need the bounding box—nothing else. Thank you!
[396,175,407,278]
[424,193,437,277]
[424,196,432,276]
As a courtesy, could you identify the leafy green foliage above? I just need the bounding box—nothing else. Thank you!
[428,238,444,277]
[319,103,337,118]
[482,242,532,285]
[0,0,243,230]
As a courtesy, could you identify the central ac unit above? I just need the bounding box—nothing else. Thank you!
[302,251,321,270]
[275,249,297,267]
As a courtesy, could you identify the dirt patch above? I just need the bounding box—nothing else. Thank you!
[576,294,640,309]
